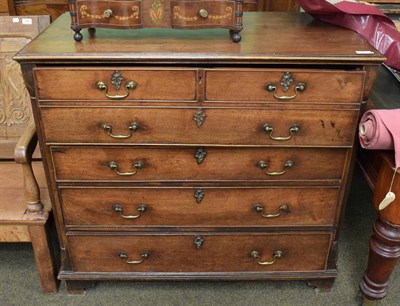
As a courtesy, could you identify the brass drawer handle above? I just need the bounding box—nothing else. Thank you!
[112,204,147,219]
[257,160,294,176]
[102,122,140,139]
[263,123,300,141]
[108,160,144,176]
[103,9,113,18]
[96,80,137,100]
[254,204,290,218]
[250,250,283,265]
[264,72,306,100]
[119,251,150,264]
[199,9,208,18]
[265,82,306,100]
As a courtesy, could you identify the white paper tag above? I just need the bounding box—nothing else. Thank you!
[12,17,20,23]
[355,51,374,55]
[378,191,396,210]
[22,18,32,25]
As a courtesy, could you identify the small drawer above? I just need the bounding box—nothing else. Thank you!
[34,68,197,101]
[40,107,358,146]
[50,146,347,182]
[60,186,339,228]
[205,69,365,103]
[67,232,332,272]
[171,1,236,28]
[76,0,142,28]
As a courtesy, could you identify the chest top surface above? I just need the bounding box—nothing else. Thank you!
[15,12,384,65]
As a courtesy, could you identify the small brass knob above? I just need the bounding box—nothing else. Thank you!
[257,160,268,169]
[199,9,208,18]
[103,9,113,18]
[134,160,144,169]
[129,122,140,132]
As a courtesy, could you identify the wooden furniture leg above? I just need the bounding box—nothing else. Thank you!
[360,219,400,301]
[65,281,95,295]
[28,223,58,293]
[360,153,400,304]
[307,278,335,293]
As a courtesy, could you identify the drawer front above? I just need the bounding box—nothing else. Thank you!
[171,1,236,28]
[205,69,365,103]
[60,187,339,227]
[41,107,358,146]
[77,0,142,28]
[34,68,197,101]
[67,233,331,272]
[51,146,347,182]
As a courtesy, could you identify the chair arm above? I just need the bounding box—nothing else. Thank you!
[15,123,38,164]
[14,124,43,214]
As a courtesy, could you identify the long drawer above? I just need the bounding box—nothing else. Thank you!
[50,146,347,182]
[34,67,198,101]
[67,232,332,272]
[40,107,358,146]
[60,186,339,227]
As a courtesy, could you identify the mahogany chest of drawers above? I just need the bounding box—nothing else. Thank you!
[15,12,384,294]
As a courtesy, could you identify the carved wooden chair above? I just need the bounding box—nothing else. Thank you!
[0,15,58,293]
[0,124,59,293]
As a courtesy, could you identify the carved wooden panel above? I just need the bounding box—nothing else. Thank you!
[0,16,50,158]
[0,46,32,133]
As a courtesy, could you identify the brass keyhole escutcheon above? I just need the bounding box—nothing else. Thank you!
[194,236,205,249]
[194,188,205,204]
[194,148,207,164]
[199,9,208,18]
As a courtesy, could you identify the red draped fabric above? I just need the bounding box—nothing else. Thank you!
[296,0,400,70]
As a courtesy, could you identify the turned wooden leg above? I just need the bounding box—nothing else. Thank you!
[360,218,400,301]
[65,280,95,295]
[28,221,59,293]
